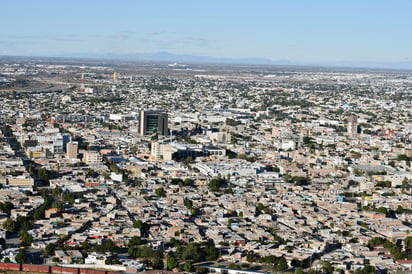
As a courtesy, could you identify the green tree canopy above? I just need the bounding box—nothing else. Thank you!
[2,218,16,233]
[204,245,219,261]
[94,239,119,253]
[155,187,166,197]
[181,243,203,262]
[0,202,14,215]
[19,230,33,246]
[321,261,334,273]
[405,236,412,249]
[276,257,288,271]
[15,248,26,264]
[295,267,304,274]
[44,243,56,256]
[166,255,178,270]
[129,236,142,247]
[184,261,194,272]
[208,177,227,192]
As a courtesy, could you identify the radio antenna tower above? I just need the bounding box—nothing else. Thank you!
[80,65,85,92]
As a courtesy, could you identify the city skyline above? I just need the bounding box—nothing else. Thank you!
[1,0,412,67]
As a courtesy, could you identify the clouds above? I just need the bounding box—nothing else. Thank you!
[0,27,213,57]
[109,31,135,41]
[187,37,210,48]
[2,34,84,44]
[103,30,212,53]
[0,34,87,56]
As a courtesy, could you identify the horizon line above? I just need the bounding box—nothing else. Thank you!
[1,53,412,72]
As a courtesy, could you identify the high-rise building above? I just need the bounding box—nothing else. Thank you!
[139,110,168,136]
[347,115,358,137]
[66,142,78,159]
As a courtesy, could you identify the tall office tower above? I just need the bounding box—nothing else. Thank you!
[66,142,79,159]
[347,115,358,137]
[139,110,168,136]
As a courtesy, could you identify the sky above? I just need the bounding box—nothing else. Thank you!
[1,0,412,64]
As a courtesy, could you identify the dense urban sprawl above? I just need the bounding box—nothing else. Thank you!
[0,57,411,274]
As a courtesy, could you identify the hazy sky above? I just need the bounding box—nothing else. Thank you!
[1,0,411,63]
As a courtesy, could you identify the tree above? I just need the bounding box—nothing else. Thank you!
[37,168,54,183]
[44,243,56,256]
[181,243,203,262]
[15,248,26,264]
[237,153,256,162]
[166,255,178,270]
[155,187,166,197]
[259,255,276,264]
[133,220,149,234]
[183,178,193,186]
[295,268,304,274]
[405,236,412,249]
[86,169,98,178]
[308,269,318,274]
[184,199,193,209]
[0,202,14,215]
[191,208,198,216]
[402,177,410,191]
[3,218,16,233]
[18,216,33,231]
[246,251,256,262]
[80,241,92,251]
[170,178,184,185]
[183,156,193,166]
[204,245,219,261]
[367,237,385,249]
[396,205,405,214]
[33,206,45,220]
[128,246,139,258]
[291,258,301,268]
[276,257,288,271]
[3,257,11,263]
[129,236,142,247]
[24,190,33,196]
[20,230,33,246]
[152,256,164,270]
[376,207,388,215]
[321,261,334,273]
[105,256,120,265]
[208,177,227,192]
[376,180,391,188]
[94,239,119,253]
[63,192,76,204]
[184,261,194,272]
[226,118,241,126]
[133,220,144,229]
[256,203,265,215]
[355,265,376,274]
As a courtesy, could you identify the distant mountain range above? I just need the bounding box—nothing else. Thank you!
[314,60,412,71]
[72,52,412,70]
[64,51,292,66]
[3,51,412,70]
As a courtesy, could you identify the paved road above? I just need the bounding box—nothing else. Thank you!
[5,233,43,264]
[5,232,20,248]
